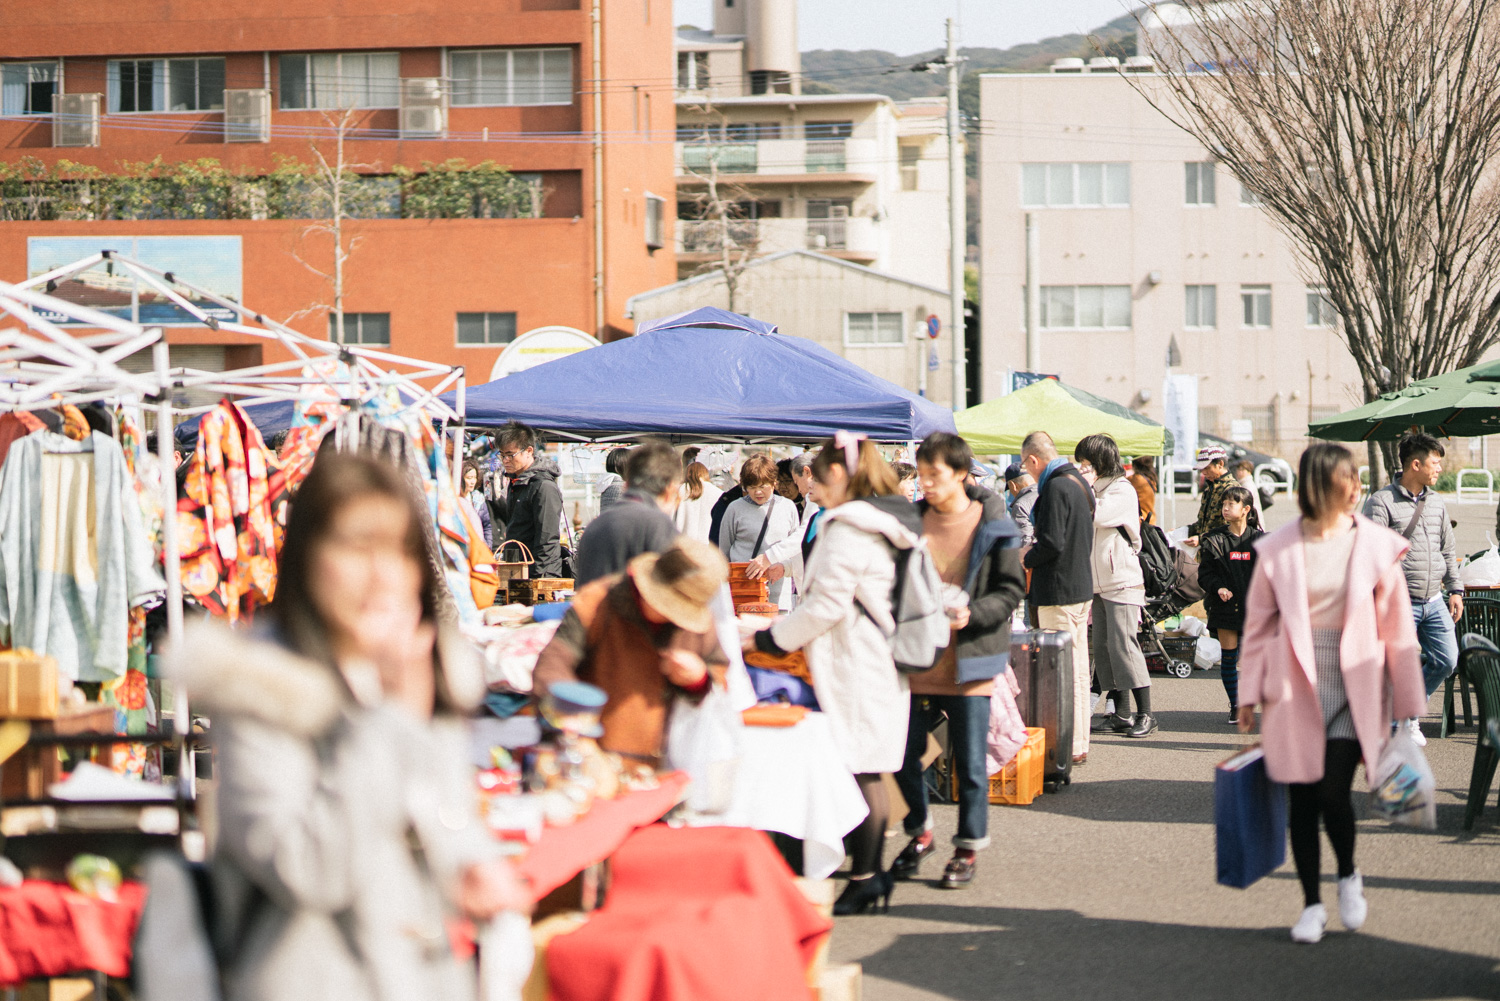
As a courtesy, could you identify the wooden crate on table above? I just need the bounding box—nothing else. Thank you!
[1,703,117,801]
[505,578,574,607]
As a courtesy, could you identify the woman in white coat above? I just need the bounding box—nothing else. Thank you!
[1076,433,1157,740]
[748,434,921,915]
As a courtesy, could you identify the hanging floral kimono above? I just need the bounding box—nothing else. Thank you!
[177,400,286,623]
[269,397,341,526]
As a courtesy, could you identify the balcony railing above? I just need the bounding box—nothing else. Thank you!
[805,218,847,250]
[805,139,847,173]
[680,143,758,175]
[679,218,759,253]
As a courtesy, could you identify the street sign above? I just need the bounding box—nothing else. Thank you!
[928,346,940,371]
[925,314,941,339]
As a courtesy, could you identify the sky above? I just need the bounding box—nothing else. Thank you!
[672,0,1135,55]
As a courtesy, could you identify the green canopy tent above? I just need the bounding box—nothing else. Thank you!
[955,377,1173,455]
[1308,362,1500,441]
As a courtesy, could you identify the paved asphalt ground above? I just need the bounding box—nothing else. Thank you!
[828,494,1500,1001]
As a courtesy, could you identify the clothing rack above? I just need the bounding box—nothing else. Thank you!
[0,255,470,798]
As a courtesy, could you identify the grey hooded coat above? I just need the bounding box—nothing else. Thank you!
[172,623,497,1001]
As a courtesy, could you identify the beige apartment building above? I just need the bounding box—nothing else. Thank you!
[672,0,953,289]
[978,61,1364,458]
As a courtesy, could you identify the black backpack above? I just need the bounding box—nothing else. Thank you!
[1118,522,1179,599]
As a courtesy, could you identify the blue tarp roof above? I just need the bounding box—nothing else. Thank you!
[450,321,955,443]
[174,399,295,449]
[634,306,778,336]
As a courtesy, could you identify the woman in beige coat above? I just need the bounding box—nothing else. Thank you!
[748,436,920,916]
[175,454,529,1001]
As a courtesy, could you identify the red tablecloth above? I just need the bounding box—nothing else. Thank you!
[516,772,688,902]
[547,826,831,1001]
[0,880,146,986]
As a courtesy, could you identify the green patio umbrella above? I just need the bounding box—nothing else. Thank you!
[1307,363,1500,441]
[956,378,1172,455]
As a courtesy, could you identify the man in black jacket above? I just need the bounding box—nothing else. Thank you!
[490,421,565,578]
[574,439,682,586]
[1020,430,1095,764]
[892,432,1025,889]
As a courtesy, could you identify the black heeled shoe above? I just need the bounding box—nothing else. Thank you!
[833,872,894,915]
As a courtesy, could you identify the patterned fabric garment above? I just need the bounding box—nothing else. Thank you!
[178,400,287,624]
[1312,628,1356,741]
[59,404,91,442]
[115,408,164,560]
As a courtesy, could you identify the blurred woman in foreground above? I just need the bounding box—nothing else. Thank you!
[175,453,529,1001]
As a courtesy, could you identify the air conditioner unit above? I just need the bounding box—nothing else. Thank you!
[224,88,271,142]
[52,92,100,148]
[400,78,447,138]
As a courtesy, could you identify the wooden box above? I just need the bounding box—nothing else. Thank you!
[0,652,60,719]
[0,703,117,801]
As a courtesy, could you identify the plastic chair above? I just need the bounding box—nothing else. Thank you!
[1441,596,1500,736]
[1456,634,1500,830]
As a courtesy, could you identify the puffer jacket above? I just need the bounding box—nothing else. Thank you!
[1090,474,1145,606]
[1363,483,1463,602]
[170,623,496,1001]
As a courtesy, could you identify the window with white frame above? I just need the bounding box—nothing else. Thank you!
[1306,286,1337,327]
[108,57,225,112]
[1184,284,1217,328]
[1039,285,1132,329]
[330,312,390,346]
[2,62,58,115]
[1241,285,1272,328]
[279,53,400,110]
[677,51,709,90]
[456,312,517,346]
[645,193,664,248]
[1021,163,1131,208]
[450,49,573,106]
[1239,183,1263,206]
[845,311,905,346]
[1184,161,1216,205]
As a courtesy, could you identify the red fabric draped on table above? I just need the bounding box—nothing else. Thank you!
[0,881,146,986]
[547,826,831,1001]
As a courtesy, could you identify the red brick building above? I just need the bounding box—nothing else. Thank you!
[0,0,677,375]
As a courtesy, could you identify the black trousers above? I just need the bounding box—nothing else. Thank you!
[1288,739,1361,907]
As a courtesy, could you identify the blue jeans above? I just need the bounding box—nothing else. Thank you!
[895,694,991,850]
[1412,594,1459,698]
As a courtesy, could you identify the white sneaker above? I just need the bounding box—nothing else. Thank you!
[1338,870,1367,931]
[1405,717,1428,747]
[1291,903,1327,943]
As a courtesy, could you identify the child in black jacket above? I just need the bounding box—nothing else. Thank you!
[1196,485,1265,724]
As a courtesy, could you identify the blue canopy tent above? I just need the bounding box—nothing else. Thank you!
[173,399,295,449]
[635,306,779,336]
[451,319,955,444]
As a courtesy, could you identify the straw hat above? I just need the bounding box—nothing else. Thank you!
[628,538,729,634]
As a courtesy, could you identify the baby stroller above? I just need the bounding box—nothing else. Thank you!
[1139,547,1204,679]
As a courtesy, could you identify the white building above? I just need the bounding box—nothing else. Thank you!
[672,1,953,290]
[978,59,1364,457]
[626,250,957,408]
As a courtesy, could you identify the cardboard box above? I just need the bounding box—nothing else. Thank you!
[0,651,60,719]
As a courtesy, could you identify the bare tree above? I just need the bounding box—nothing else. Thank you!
[679,109,762,313]
[1135,0,1500,479]
[281,107,383,342]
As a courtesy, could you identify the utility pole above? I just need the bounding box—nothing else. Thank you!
[1025,212,1040,372]
[945,18,967,411]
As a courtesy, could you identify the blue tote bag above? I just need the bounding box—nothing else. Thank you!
[1215,745,1288,888]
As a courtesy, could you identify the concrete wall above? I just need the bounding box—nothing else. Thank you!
[629,253,956,407]
[978,71,1364,457]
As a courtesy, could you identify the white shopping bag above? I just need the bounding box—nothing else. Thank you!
[1194,635,1222,669]
[665,685,744,815]
[1462,533,1500,589]
[1370,727,1438,829]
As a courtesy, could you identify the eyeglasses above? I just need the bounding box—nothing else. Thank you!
[500,450,527,461]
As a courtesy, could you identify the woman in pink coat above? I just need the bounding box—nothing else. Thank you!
[1238,443,1425,945]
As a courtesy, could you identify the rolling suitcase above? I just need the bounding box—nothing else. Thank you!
[1010,630,1074,790]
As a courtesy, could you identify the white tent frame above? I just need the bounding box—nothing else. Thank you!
[0,253,470,797]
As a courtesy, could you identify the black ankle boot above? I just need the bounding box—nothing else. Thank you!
[890,834,935,880]
[834,872,894,915]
